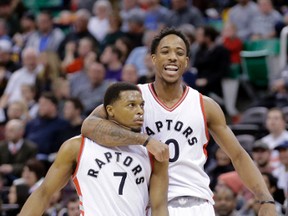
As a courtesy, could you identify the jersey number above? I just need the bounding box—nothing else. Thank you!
[113,172,127,195]
[165,139,179,162]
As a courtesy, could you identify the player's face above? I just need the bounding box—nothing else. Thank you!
[108,90,144,132]
[152,34,188,84]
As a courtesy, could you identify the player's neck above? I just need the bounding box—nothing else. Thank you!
[152,81,185,106]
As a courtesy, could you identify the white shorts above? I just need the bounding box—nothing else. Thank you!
[168,196,215,216]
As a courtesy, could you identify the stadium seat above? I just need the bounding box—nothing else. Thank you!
[243,39,280,56]
[240,50,270,89]
[238,106,268,126]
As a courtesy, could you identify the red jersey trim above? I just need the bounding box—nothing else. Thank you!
[72,136,85,179]
[200,94,210,157]
[148,83,189,112]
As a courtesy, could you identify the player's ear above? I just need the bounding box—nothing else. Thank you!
[185,56,189,68]
[106,105,114,117]
[151,54,156,65]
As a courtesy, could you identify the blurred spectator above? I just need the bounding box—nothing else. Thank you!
[74,0,97,13]
[273,141,288,198]
[62,37,95,74]
[166,0,204,28]
[120,0,143,32]
[143,0,171,31]
[44,191,63,216]
[0,100,29,127]
[216,171,253,210]
[100,11,125,53]
[115,36,133,63]
[100,45,123,81]
[261,107,288,168]
[19,158,45,193]
[126,30,157,77]
[58,195,80,216]
[0,38,21,73]
[138,53,156,84]
[193,26,230,99]
[221,22,242,65]
[250,0,282,40]
[25,92,70,164]
[26,11,65,52]
[0,119,37,185]
[0,18,10,41]
[57,97,83,143]
[6,183,30,216]
[0,0,21,37]
[227,0,258,41]
[207,148,234,191]
[36,51,62,95]
[51,77,71,117]
[21,84,38,120]
[214,185,239,216]
[0,66,10,99]
[71,62,112,115]
[125,9,146,49]
[121,64,139,84]
[0,47,42,108]
[68,51,97,96]
[12,11,36,54]
[88,0,112,43]
[262,172,286,214]
[58,9,99,60]
[251,140,274,173]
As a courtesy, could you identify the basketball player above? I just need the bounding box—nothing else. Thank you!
[81,28,277,215]
[19,82,169,216]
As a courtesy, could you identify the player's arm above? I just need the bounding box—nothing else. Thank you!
[203,96,277,216]
[81,105,169,162]
[19,137,81,216]
[149,158,169,216]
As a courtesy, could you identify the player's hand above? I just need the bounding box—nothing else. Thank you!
[258,204,277,216]
[146,138,169,162]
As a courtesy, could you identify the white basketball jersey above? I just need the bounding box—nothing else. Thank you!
[138,83,214,204]
[72,137,152,216]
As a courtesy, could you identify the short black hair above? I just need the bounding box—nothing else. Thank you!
[104,82,140,109]
[150,27,190,57]
[40,92,58,106]
[203,26,219,42]
[66,97,84,113]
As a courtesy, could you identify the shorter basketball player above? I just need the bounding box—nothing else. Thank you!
[19,82,169,216]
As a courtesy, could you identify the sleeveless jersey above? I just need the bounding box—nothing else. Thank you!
[72,137,152,216]
[138,83,214,204]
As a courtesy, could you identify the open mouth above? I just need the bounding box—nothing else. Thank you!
[164,65,179,72]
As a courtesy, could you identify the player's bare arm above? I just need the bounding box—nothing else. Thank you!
[150,158,169,216]
[203,96,277,216]
[81,105,169,162]
[19,137,81,216]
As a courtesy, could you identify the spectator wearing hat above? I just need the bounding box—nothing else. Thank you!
[252,140,274,174]
[272,141,288,197]
[0,39,20,74]
[24,92,70,168]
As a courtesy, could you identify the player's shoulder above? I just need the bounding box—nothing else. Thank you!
[60,135,82,157]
